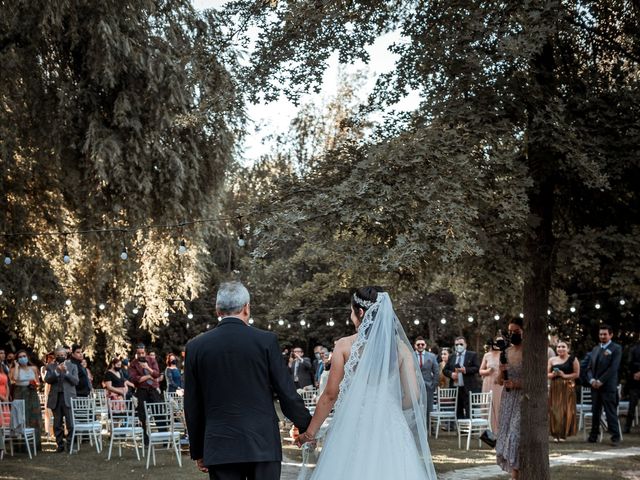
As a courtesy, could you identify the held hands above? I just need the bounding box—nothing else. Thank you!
[294,431,317,448]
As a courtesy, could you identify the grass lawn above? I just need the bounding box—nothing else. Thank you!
[1,427,639,479]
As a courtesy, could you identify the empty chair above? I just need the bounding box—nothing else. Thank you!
[456,391,492,450]
[144,401,182,469]
[93,389,109,429]
[69,396,102,454]
[107,398,144,460]
[430,387,458,438]
[0,400,37,459]
[577,387,592,432]
[300,388,318,414]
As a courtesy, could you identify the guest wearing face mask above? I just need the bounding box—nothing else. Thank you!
[444,337,480,419]
[45,346,79,452]
[165,353,183,393]
[104,358,134,403]
[129,343,162,443]
[10,350,42,450]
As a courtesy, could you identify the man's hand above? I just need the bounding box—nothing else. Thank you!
[294,431,316,448]
[634,372,640,381]
[451,372,458,381]
[195,458,208,473]
[459,366,466,374]
[57,363,67,373]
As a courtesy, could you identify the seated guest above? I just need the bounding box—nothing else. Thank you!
[548,340,580,441]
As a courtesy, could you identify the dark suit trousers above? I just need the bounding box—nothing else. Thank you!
[136,387,163,442]
[53,392,73,447]
[456,385,476,419]
[590,388,621,441]
[208,461,281,480]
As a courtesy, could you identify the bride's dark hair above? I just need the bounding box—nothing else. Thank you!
[351,286,385,316]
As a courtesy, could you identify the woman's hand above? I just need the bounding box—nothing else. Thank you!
[294,431,316,447]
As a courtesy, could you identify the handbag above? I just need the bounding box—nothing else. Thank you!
[480,429,497,448]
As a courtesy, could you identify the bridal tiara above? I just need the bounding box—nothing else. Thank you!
[352,292,376,308]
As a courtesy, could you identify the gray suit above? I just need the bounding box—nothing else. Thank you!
[45,360,79,449]
[416,350,439,421]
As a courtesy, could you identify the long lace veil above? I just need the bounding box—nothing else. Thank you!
[298,292,437,479]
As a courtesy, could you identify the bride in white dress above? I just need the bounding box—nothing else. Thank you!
[296,287,437,479]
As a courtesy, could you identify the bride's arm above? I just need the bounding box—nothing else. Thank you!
[300,338,349,440]
[398,342,420,410]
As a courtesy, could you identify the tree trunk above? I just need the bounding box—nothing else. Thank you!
[519,39,556,480]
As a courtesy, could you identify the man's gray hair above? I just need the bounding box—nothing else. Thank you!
[216,281,250,315]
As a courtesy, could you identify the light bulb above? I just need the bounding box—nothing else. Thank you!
[132,307,139,315]
[178,240,187,255]
[217,316,222,321]
[99,303,106,310]
[3,254,11,265]
[63,253,71,264]
[287,323,291,329]
[268,324,272,330]
[65,298,72,306]
[249,318,254,324]
[300,320,306,326]
[570,306,576,313]
[237,237,246,247]
[31,293,38,301]
[278,319,284,326]
[186,322,190,329]
[440,318,447,325]
[494,314,500,320]
[413,319,420,325]
[467,316,474,323]
[519,313,524,318]
[120,248,128,260]
[619,299,626,306]
[328,320,335,327]
[163,311,169,318]
[187,312,194,320]
[206,323,210,329]
[595,303,601,309]
[0,288,3,295]
[547,309,551,315]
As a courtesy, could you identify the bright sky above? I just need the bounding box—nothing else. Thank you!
[192,0,419,163]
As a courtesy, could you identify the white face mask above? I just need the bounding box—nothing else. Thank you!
[455,345,465,354]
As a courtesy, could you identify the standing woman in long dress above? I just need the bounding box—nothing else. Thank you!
[480,336,504,433]
[547,341,579,441]
[9,350,42,451]
[496,319,524,480]
[296,287,437,479]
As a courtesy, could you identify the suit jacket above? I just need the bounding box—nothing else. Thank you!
[44,361,79,409]
[443,350,480,391]
[289,356,315,388]
[586,342,622,392]
[184,317,311,466]
[70,358,92,396]
[416,351,439,392]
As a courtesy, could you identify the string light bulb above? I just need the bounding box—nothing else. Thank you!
[0,289,3,295]
[440,318,447,325]
[328,318,335,327]
[547,309,551,315]
[187,312,194,320]
[494,314,500,320]
[120,247,128,260]
[63,248,71,264]
[65,298,72,306]
[570,306,576,313]
[300,320,306,326]
[249,318,254,325]
[413,319,420,325]
[31,293,38,301]
[467,316,474,323]
[619,299,626,306]
[178,240,187,255]
[163,311,170,318]
[278,319,284,326]
[132,307,139,315]
[3,253,11,265]
[595,302,601,309]
[237,237,246,247]
[519,313,524,318]
[98,303,106,310]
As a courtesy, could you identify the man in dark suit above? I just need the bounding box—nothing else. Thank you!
[414,336,439,424]
[185,281,311,480]
[586,324,622,445]
[444,336,480,419]
[624,336,640,434]
[288,346,315,389]
[44,346,79,452]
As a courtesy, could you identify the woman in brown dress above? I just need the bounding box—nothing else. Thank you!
[547,340,580,441]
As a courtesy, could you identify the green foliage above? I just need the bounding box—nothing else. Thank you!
[0,0,241,355]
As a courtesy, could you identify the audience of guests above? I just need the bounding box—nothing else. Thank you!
[480,336,504,433]
[496,318,524,480]
[547,340,580,441]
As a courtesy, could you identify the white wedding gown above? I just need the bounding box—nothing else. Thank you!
[299,293,437,480]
